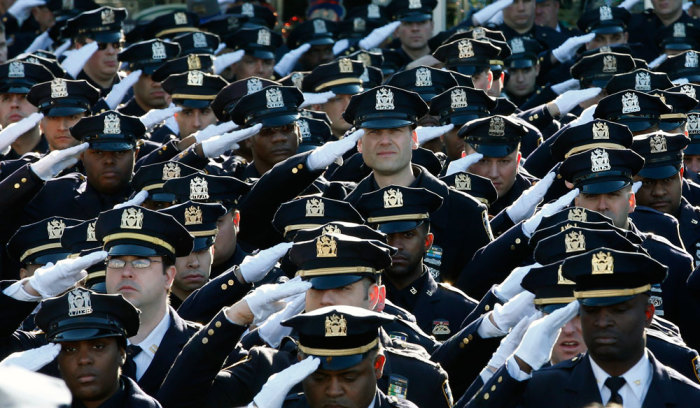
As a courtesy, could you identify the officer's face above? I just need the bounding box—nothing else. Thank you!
[31,6,55,31]
[57,337,124,406]
[580,296,653,367]
[535,0,560,29]
[464,145,520,198]
[305,279,381,312]
[318,93,354,136]
[442,127,465,160]
[633,173,683,214]
[82,39,121,81]
[551,315,586,364]
[684,154,700,174]
[41,113,85,151]
[652,0,683,18]
[106,255,175,311]
[302,354,383,408]
[81,148,134,194]
[133,73,168,110]
[503,0,536,32]
[250,122,300,172]
[299,45,334,71]
[585,32,628,50]
[395,20,433,51]
[488,71,505,97]
[574,187,634,229]
[386,227,432,279]
[173,246,213,297]
[0,93,38,127]
[358,126,416,177]
[505,65,539,97]
[231,54,275,80]
[213,210,239,267]
[175,106,217,139]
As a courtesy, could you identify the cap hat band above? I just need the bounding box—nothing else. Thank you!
[573,284,651,299]
[102,232,176,254]
[298,338,379,356]
[171,93,217,100]
[367,213,429,223]
[156,27,200,37]
[21,242,63,263]
[297,266,378,277]
[284,223,323,235]
[533,296,576,305]
[565,143,626,158]
[315,78,362,92]
[190,229,218,237]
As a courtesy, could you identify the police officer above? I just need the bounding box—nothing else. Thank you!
[385,0,437,66]
[224,25,282,81]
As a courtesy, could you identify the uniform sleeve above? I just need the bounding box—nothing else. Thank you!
[0,164,45,241]
[456,360,528,408]
[134,140,181,169]
[0,283,46,360]
[177,267,252,324]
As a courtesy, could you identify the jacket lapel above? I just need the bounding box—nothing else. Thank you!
[564,355,603,408]
[642,351,676,408]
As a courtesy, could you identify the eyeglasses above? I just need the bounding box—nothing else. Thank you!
[106,258,162,269]
[97,41,124,50]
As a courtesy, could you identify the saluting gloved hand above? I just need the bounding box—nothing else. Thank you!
[490,291,537,332]
[358,21,402,50]
[444,152,484,177]
[249,356,321,408]
[193,120,239,144]
[333,39,351,56]
[306,128,365,170]
[113,190,148,209]
[488,10,504,24]
[258,293,306,348]
[632,180,643,194]
[522,188,580,238]
[24,31,54,55]
[569,104,596,128]
[26,251,108,299]
[514,300,579,372]
[243,277,313,325]
[649,53,668,69]
[239,242,294,284]
[8,0,45,25]
[506,172,556,224]
[0,112,44,153]
[30,143,88,181]
[619,0,641,10]
[482,312,540,380]
[472,0,513,25]
[54,39,72,59]
[551,33,595,63]
[416,124,454,145]
[61,42,98,79]
[274,43,311,77]
[300,91,335,108]
[0,344,61,372]
[551,78,580,95]
[494,263,540,302]
[104,70,141,110]
[214,50,245,74]
[140,106,182,131]
[201,123,262,158]
[551,87,601,116]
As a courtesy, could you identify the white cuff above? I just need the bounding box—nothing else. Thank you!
[2,279,42,302]
[477,313,508,338]
[506,356,532,381]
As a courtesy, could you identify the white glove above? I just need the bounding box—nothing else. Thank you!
[494,263,540,302]
[684,1,693,11]
[551,78,580,95]
[30,143,88,181]
[24,31,53,55]
[490,291,537,332]
[193,120,239,144]
[416,124,454,145]
[472,0,513,25]
[113,190,148,209]
[483,313,540,378]
[514,300,579,371]
[250,356,320,408]
[672,78,690,86]
[214,50,245,75]
[0,112,44,152]
[274,43,311,77]
[488,10,504,24]
[300,91,336,109]
[215,42,226,55]
[105,70,141,110]
[358,21,402,50]
[0,344,60,372]
[201,123,262,158]
[8,0,45,25]
[243,277,312,325]
[632,180,642,194]
[618,0,641,10]
[444,152,484,177]
[306,128,365,170]
[506,172,556,223]
[551,33,595,63]
[61,42,98,79]
[258,293,306,348]
[26,251,108,299]
[54,39,72,58]
[553,88,601,116]
[649,54,668,69]
[140,106,182,131]
[569,104,596,128]
[522,188,580,238]
[333,38,350,56]
[239,242,294,283]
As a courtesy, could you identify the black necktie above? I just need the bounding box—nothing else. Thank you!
[604,376,626,406]
[122,344,142,379]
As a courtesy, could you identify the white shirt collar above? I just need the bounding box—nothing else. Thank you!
[127,309,171,380]
[589,351,653,406]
